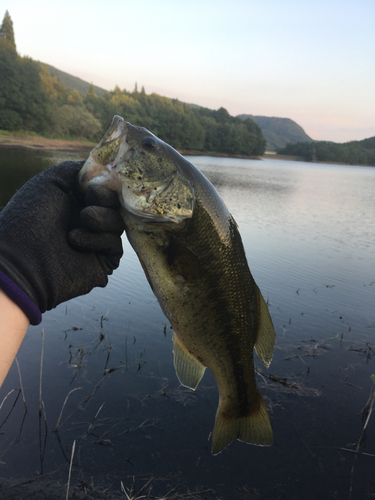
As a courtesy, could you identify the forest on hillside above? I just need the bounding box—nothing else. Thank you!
[238,114,313,151]
[0,11,266,156]
[279,138,375,166]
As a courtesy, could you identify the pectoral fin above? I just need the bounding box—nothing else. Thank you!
[173,332,206,390]
[254,287,275,368]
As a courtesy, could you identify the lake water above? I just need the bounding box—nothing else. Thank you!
[0,148,374,499]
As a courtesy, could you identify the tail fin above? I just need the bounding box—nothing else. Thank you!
[211,392,273,455]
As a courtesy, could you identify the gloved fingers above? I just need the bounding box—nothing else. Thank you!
[80,206,125,233]
[97,254,122,275]
[45,161,85,193]
[69,228,124,258]
[85,184,121,208]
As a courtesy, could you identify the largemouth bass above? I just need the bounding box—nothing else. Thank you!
[79,115,275,454]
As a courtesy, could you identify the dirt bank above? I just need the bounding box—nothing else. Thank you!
[0,134,306,163]
[262,153,304,161]
[0,133,95,151]
[178,148,262,159]
[1,135,369,166]
[0,135,263,159]
[0,135,265,160]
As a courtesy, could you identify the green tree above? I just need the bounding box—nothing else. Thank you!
[192,105,266,155]
[82,85,267,156]
[0,10,16,52]
[0,51,52,132]
[213,107,231,124]
[67,89,83,104]
[87,83,97,99]
[84,91,116,134]
[52,104,102,139]
[38,63,67,104]
[279,140,375,166]
[0,50,22,129]
[200,116,218,151]
[243,119,267,155]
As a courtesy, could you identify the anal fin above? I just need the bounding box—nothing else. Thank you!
[173,332,206,390]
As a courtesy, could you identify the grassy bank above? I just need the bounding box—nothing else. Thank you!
[262,152,304,161]
[0,131,262,159]
[0,130,96,151]
[1,131,355,165]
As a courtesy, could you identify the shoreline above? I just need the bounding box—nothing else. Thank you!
[0,134,370,166]
[0,134,263,158]
[0,134,292,161]
[177,148,262,160]
[0,133,95,152]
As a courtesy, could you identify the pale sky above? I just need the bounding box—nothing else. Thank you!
[6,0,375,143]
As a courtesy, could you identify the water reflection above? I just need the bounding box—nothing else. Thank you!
[0,149,374,499]
[0,148,87,209]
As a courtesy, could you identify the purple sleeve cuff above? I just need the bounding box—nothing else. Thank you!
[0,269,42,325]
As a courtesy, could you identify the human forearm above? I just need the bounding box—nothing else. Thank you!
[0,162,124,388]
[0,290,29,387]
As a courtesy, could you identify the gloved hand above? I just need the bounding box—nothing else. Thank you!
[0,161,125,325]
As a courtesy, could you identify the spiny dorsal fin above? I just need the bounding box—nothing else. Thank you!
[173,332,206,390]
[254,286,275,368]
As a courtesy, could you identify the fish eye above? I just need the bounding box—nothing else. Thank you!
[142,136,157,151]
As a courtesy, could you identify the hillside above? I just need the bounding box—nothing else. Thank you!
[237,114,313,151]
[37,65,309,153]
[0,44,266,155]
[278,136,375,166]
[42,63,108,97]
[41,66,309,153]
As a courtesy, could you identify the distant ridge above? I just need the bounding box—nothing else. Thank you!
[42,63,108,97]
[237,114,313,151]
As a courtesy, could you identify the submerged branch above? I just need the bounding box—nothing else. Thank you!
[255,367,321,397]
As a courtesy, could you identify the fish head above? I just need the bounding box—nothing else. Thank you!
[79,115,194,223]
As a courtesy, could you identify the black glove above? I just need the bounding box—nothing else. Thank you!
[0,161,125,324]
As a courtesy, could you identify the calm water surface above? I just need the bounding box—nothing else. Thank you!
[0,149,374,499]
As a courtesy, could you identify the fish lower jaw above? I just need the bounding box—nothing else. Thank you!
[79,161,123,192]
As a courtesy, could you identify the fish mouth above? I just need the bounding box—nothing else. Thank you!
[78,115,129,192]
[78,160,124,192]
